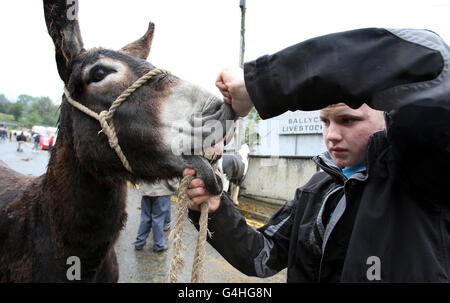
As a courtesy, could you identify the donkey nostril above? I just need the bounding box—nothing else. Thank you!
[202,97,223,116]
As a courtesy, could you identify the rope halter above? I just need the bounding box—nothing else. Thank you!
[63,68,170,174]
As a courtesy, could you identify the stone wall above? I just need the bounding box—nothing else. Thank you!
[240,155,319,204]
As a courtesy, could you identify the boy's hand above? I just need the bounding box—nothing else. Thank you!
[183,168,221,213]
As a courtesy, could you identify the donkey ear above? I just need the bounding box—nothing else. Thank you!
[43,0,84,83]
[119,22,155,60]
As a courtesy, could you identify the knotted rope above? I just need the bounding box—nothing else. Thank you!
[64,68,170,173]
[169,175,210,283]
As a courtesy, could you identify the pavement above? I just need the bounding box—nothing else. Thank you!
[0,140,287,283]
[0,139,50,176]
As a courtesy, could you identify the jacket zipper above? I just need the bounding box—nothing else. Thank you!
[314,159,368,282]
[317,188,343,282]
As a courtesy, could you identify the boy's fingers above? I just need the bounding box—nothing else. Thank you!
[183,168,196,177]
[189,178,205,189]
[187,187,206,197]
[190,196,210,205]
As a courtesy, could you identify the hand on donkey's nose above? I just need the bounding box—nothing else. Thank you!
[183,168,222,213]
[215,66,254,118]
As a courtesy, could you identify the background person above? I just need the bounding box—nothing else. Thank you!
[16,132,27,152]
[133,178,179,252]
[33,133,41,151]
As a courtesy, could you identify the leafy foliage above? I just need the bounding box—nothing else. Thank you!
[0,112,16,124]
[0,93,60,128]
[244,107,261,147]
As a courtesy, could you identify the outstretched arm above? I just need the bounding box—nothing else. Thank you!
[217,28,449,202]
[242,28,447,118]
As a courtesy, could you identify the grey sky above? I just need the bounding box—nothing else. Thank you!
[1,0,450,104]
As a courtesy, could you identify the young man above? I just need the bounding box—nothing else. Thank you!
[185,28,450,282]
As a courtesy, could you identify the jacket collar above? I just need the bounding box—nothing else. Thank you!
[313,152,347,183]
[313,129,389,183]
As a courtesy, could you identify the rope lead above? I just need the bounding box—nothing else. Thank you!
[169,175,209,283]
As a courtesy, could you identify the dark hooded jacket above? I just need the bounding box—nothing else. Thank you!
[189,28,450,282]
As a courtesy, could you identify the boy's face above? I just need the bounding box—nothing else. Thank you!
[320,103,385,168]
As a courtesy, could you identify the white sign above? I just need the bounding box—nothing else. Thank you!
[279,111,322,135]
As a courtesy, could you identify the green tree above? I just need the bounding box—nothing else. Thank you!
[22,111,42,127]
[16,94,37,116]
[0,94,11,113]
[0,93,60,128]
[244,108,261,148]
[247,107,261,123]
[7,102,24,121]
[0,112,16,124]
[29,97,59,126]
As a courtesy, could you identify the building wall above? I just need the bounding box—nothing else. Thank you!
[240,155,319,203]
[278,134,326,157]
[228,110,327,157]
[226,110,327,202]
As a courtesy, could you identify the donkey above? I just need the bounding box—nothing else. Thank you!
[0,0,234,282]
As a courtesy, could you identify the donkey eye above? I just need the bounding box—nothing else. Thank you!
[88,66,116,83]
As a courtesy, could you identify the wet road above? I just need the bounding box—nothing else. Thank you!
[0,140,286,283]
[0,140,51,176]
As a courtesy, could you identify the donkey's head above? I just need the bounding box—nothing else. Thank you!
[44,1,234,193]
